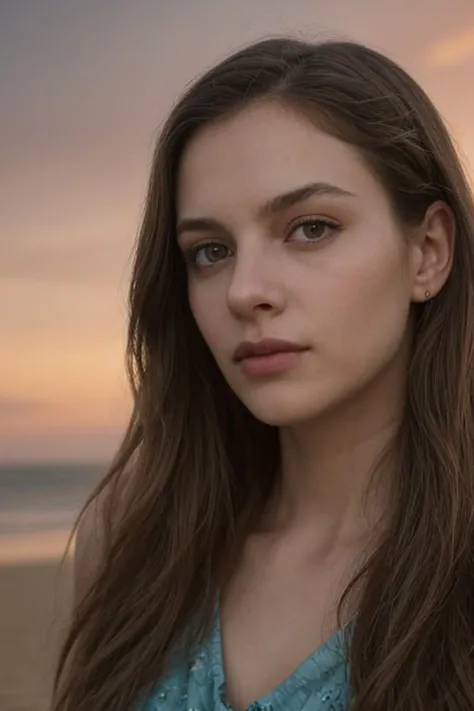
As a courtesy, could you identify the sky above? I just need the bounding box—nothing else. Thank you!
[1,0,473,464]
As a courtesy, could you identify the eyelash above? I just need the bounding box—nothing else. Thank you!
[181,217,341,270]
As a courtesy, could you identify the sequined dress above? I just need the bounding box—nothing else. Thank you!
[139,607,351,711]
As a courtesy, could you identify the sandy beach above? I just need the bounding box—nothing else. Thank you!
[0,560,73,711]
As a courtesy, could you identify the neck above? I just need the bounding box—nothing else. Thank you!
[271,362,405,544]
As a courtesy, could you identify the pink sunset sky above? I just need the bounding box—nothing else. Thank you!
[1,0,473,464]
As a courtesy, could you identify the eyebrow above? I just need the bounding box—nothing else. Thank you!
[176,181,356,239]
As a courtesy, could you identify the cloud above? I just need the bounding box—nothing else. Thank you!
[0,232,134,284]
[0,398,50,416]
[425,27,474,68]
[0,421,126,464]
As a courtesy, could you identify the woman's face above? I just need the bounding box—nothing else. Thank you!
[176,101,421,426]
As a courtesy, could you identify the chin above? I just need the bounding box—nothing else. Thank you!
[239,387,325,427]
[252,410,311,427]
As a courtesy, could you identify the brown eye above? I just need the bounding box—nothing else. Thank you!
[288,218,340,244]
[185,242,230,268]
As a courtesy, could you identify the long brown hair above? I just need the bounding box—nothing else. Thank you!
[52,37,474,710]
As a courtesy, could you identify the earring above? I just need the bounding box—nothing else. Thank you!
[424,289,431,299]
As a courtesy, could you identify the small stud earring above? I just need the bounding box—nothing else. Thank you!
[424,289,431,299]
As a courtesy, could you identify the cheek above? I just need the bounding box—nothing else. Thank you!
[188,284,228,356]
[323,249,411,372]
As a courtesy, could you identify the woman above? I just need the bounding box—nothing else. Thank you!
[52,37,474,711]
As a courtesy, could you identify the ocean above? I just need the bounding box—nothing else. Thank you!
[0,463,105,564]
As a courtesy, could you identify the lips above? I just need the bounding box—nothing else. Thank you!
[233,338,308,362]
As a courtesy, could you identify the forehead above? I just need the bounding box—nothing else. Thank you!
[176,101,383,218]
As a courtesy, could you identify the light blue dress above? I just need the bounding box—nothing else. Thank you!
[140,606,351,711]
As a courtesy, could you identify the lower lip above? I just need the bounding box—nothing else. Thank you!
[239,350,307,376]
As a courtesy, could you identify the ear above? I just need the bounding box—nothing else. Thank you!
[409,201,455,303]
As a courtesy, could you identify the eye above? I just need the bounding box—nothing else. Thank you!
[288,217,340,244]
[183,241,231,269]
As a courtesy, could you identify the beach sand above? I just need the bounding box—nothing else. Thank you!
[0,560,73,711]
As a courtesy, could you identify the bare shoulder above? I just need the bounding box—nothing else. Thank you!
[73,484,111,608]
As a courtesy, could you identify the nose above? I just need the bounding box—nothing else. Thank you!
[226,246,286,320]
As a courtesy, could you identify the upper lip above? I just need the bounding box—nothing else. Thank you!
[233,338,308,362]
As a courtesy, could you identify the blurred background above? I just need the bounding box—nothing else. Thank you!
[1,1,473,709]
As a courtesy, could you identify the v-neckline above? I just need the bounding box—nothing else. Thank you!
[211,604,350,711]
